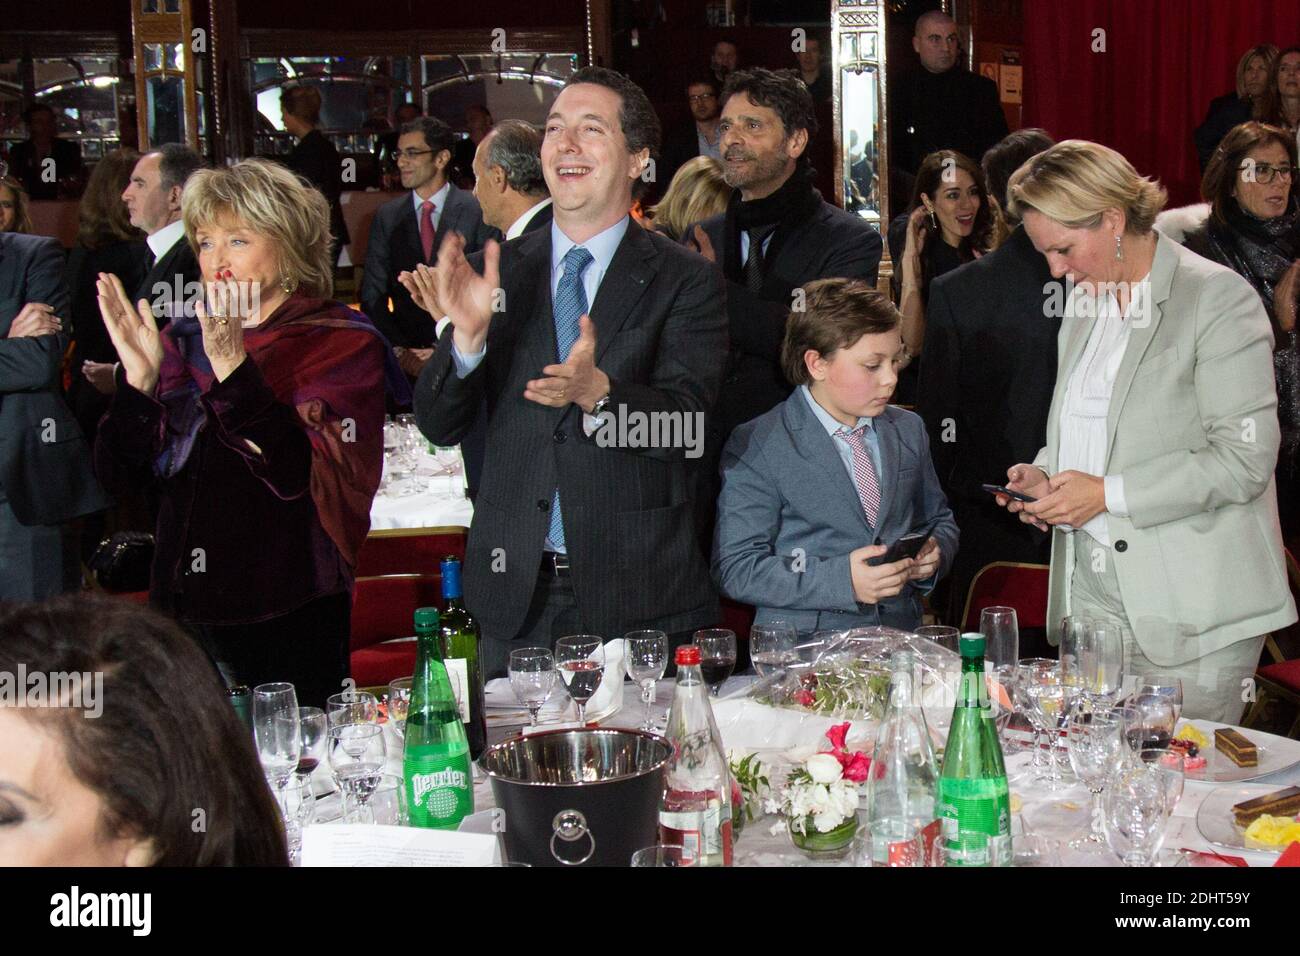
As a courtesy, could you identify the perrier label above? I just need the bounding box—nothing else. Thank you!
[404,607,474,829]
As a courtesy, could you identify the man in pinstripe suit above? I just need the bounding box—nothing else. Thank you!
[415,68,729,678]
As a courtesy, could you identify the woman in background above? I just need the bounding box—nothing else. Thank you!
[0,174,32,233]
[648,155,730,242]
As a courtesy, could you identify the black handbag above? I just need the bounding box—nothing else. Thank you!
[88,532,155,593]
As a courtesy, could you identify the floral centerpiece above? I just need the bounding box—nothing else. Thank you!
[766,723,872,858]
[727,751,771,838]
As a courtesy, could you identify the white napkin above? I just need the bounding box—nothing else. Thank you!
[484,639,624,724]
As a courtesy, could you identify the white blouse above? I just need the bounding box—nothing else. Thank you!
[1056,275,1148,546]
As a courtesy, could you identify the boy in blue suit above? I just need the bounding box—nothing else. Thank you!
[713,277,958,633]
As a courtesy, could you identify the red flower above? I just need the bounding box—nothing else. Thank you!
[825,722,850,754]
[793,689,816,707]
[841,751,872,783]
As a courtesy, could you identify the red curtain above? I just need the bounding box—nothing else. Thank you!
[1023,0,1300,208]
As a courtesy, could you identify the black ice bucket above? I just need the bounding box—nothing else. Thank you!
[481,729,671,867]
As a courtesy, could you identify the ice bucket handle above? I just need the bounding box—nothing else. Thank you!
[550,809,596,866]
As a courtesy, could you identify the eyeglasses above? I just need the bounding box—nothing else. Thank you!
[687,93,718,103]
[395,148,434,161]
[1238,162,1295,184]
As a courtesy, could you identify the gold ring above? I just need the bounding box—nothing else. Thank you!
[217,317,229,326]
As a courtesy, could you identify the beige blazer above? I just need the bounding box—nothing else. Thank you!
[1034,232,1297,666]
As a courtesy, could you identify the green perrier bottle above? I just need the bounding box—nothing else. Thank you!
[404,607,474,829]
[937,633,1011,866]
[439,556,488,760]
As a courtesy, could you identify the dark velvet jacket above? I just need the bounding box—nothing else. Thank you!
[94,297,389,625]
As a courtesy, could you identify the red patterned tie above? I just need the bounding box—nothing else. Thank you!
[419,200,436,262]
[835,425,881,527]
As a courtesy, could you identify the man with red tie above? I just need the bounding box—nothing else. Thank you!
[361,116,498,351]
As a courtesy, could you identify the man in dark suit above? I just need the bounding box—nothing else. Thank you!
[0,232,111,599]
[122,144,204,327]
[414,67,728,678]
[659,75,723,194]
[7,103,83,200]
[917,129,1057,637]
[280,84,351,264]
[889,10,1008,211]
[362,116,498,350]
[688,67,882,540]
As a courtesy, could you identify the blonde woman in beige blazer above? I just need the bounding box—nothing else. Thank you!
[993,141,1296,722]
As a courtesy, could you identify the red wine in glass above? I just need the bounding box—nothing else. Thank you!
[700,657,735,695]
[296,756,319,775]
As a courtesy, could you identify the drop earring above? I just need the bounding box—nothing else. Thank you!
[1114,234,1123,261]
[280,274,297,294]
[927,206,936,229]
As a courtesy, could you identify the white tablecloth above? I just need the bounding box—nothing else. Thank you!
[369,446,473,531]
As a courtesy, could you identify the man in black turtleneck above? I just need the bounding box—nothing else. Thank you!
[890,11,1008,183]
[688,68,882,543]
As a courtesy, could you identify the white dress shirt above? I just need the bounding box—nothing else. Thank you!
[505,197,553,241]
[1056,276,1147,546]
[411,181,451,232]
[147,218,186,262]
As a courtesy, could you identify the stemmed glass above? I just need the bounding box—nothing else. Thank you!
[387,677,413,740]
[253,683,301,808]
[1136,675,1184,724]
[328,723,386,824]
[980,607,1020,670]
[1065,708,1123,853]
[555,636,605,725]
[509,647,557,726]
[345,773,407,826]
[1103,762,1174,866]
[694,629,737,697]
[1016,658,1058,778]
[326,690,380,729]
[914,624,960,654]
[1022,667,1078,790]
[1120,694,1177,759]
[1077,621,1127,701]
[625,630,669,731]
[295,706,328,787]
[750,622,798,677]
[281,774,317,864]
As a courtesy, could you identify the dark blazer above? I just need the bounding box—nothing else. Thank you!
[1194,92,1252,172]
[414,222,728,653]
[0,232,110,525]
[694,200,883,444]
[136,231,202,328]
[361,184,499,348]
[285,129,351,256]
[64,238,148,438]
[714,395,958,633]
[916,226,1057,618]
[460,198,554,501]
[889,67,1008,177]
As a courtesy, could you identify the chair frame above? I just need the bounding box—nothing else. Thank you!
[959,560,1051,633]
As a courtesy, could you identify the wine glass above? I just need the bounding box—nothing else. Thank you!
[509,647,557,727]
[750,621,799,677]
[344,773,407,826]
[914,624,960,654]
[253,683,301,797]
[1140,748,1186,816]
[382,419,409,487]
[625,630,669,731]
[694,629,737,697]
[387,677,413,739]
[630,844,690,867]
[979,606,1020,670]
[1065,708,1123,853]
[1135,675,1184,724]
[1077,621,1127,701]
[988,662,1019,745]
[1119,694,1176,759]
[328,723,386,824]
[1103,763,1173,866]
[555,635,605,725]
[1016,658,1057,777]
[295,706,328,786]
[1023,671,1076,790]
[326,690,379,729]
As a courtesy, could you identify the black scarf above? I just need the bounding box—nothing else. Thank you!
[1206,197,1300,329]
[722,162,823,287]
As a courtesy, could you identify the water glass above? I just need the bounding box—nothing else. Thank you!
[253,682,301,791]
[556,635,605,724]
[328,723,386,823]
[750,621,799,677]
[914,625,960,654]
[1079,621,1127,700]
[694,628,737,697]
[1065,709,1123,852]
[625,630,669,731]
[1103,763,1173,866]
[1016,658,1057,776]
[979,606,1019,670]
[630,844,691,867]
[343,773,407,826]
[387,677,413,739]
[509,647,557,726]
[326,690,380,729]
[281,773,317,864]
[1135,675,1184,724]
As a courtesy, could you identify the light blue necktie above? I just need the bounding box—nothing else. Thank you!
[546,246,594,552]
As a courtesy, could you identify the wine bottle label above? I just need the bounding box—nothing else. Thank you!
[444,657,470,723]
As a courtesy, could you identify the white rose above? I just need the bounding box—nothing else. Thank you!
[813,809,843,833]
[806,752,843,785]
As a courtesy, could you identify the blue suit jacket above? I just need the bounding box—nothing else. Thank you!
[712,392,958,634]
